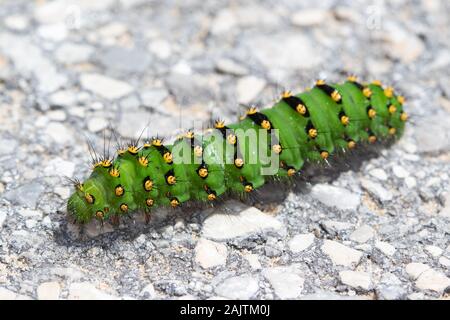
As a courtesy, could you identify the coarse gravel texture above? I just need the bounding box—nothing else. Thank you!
[0,0,449,300]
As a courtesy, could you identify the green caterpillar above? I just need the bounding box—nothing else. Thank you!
[67,77,407,223]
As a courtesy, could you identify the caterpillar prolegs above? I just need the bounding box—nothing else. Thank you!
[67,77,407,223]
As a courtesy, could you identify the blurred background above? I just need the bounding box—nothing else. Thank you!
[0,0,449,300]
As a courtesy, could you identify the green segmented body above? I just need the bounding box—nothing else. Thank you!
[68,78,407,223]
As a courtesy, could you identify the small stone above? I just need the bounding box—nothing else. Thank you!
[392,165,409,178]
[215,58,248,76]
[311,184,361,210]
[440,191,450,217]
[54,186,70,200]
[48,90,77,107]
[0,33,67,93]
[4,182,45,208]
[211,9,237,35]
[382,23,424,63]
[171,60,192,75]
[0,287,17,300]
[236,76,266,104]
[405,177,417,188]
[140,88,169,109]
[369,168,388,181]
[148,39,172,59]
[375,241,396,256]
[349,225,375,244]
[68,282,118,300]
[34,0,75,24]
[98,46,152,73]
[119,94,140,110]
[87,117,108,133]
[408,292,425,300]
[25,219,37,229]
[80,73,134,100]
[361,178,393,202]
[405,263,430,280]
[37,23,67,41]
[194,238,228,269]
[339,270,372,290]
[44,122,71,144]
[0,138,18,156]
[154,280,187,296]
[0,211,6,229]
[425,245,443,257]
[321,240,363,267]
[4,15,29,31]
[321,220,353,235]
[47,110,67,121]
[262,266,304,299]
[288,233,315,253]
[415,269,450,293]
[97,22,128,39]
[117,109,151,139]
[291,9,329,26]
[0,287,31,300]
[55,43,93,64]
[37,282,61,300]
[18,208,41,218]
[202,202,283,241]
[245,33,323,70]
[215,275,259,299]
[141,283,156,299]
[42,216,52,228]
[439,256,450,267]
[243,254,261,270]
[414,115,450,153]
[43,158,76,178]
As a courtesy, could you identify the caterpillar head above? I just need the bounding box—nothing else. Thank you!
[67,178,108,223]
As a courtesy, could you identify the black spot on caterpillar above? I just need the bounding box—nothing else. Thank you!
[67,77,407,223]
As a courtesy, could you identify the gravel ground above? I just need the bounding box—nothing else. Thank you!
[0,0,449,300]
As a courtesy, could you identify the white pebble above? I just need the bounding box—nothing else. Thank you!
[243,254,261,270]
[202,202,282,241]
[321,240,363,267]
[37,282,61,300]
[4,14,29,31]
[405,262,430,280]
[438,256,450,267]
[291,9,329,26]
[369,168,388,181]
[215,275,259,299]
[339,270,372,290]
[415,269,450,293]
[288,233,315,253]
[87,117,108,133]
[375,241,396,256]
[393,165,409,178]
[237,76,266,104]
[80,73,134,100]
[194,238,228,269]
[405,176,417,188]
[47,110,67,121]
[25,219,37,229]
[425,245,443,257]
[43,158,76,178]
[262,266,304,299]
[44,122,71,144]
[68,282,119,300]
[350,225,375,244]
